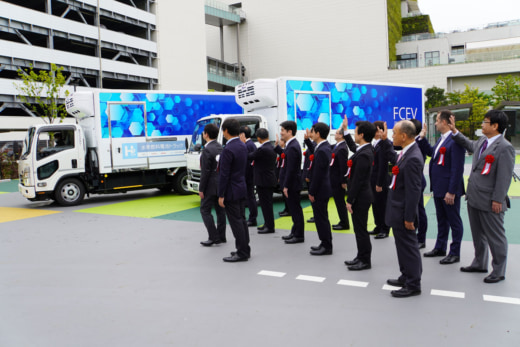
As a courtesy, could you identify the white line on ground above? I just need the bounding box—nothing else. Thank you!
[296,275,326,283]
[258,270,286,278]
[483,295,520,305]
[431,289,465,299]
[382,284,401,291]
[337,279,369,288]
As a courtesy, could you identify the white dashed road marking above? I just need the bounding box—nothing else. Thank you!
[258,270,286,277]
[382,284,401,291]
[431,289,465,299]
[337,279,369,288]
[483,295,520,305]
[296,275,326,283]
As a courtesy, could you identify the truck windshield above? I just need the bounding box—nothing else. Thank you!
[21,127,36,159]
[190,118,221,151]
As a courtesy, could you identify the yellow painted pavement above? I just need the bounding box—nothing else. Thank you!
[0,207,61,223]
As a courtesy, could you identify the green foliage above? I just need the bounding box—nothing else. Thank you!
[425,86,447,110]
[387,0,402,63]
[402,15,434,36]
[15,63,70,124]
[446,90,462,105]
[0,152,18,179]
[456,85,491,139]
[491,74,520,106]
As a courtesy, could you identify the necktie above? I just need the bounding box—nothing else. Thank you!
[397,151,403,162]
[479,140,488,159]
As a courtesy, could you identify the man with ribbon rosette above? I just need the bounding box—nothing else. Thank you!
[448,110,515,284]
[417,110,465,265]
[380,120,424,298]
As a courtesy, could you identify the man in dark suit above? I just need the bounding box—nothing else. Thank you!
[329,128,350,230]
[274,138,290,217]
[381,120,424,297]
[303,133,316,223]
[369,121,391,239]
[218,118,251,262]
[342,119,376,270]
[240,126,258,227]
[417,110,465,264]
[199,123,227,246]
[307,122,333,255]
[449,110,515,283]
[248,128,277,234]
[411,119,428,249]
[276,120,305,244]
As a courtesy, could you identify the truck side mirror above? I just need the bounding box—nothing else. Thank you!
[185,138,189,153]
[194,144,202,152]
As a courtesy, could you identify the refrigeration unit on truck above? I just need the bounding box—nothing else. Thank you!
[18,90,242,206]
[185,77,424,193]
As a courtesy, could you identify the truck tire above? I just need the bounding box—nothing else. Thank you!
[172,170,190,195]
[54,178,85,206]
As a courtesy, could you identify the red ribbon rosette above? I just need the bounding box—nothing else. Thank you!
[330,153,336,166]
[437,146,446,166]
[389,165,399,190]
[303,151,307,156]
[281,153,286,168]
[308,154,315,169]
[481,154,495,175]
[345,159,353,178]
[276,156,280,168]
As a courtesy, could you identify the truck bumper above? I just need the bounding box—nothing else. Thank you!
[19,184,36,199]
[187,179,199,194]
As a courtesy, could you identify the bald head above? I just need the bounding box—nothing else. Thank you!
[392,120,416,147]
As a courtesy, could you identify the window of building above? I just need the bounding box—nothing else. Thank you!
[425,51,440,66]
[451,46,464,55]
[396,54,417,69]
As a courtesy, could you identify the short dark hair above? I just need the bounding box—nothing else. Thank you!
[239,125,252,139]
[204,123,219,140]
[355,121,376,142]
[280,120,297,136]
[437,109,453,124]
[256,128,269,140]
[222,118,240,136]
[311,122,330,140]
[410,119,422,136]
[485,109,509,134]
[373,121,385,131]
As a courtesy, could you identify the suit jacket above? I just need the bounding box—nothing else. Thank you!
[244,139,257,185]
[303,138,316,181]
[371,139,391,188]
[308,141,332,199]
[417,135,465,198]
[383,141,424,227]
[452,133,515,212]
[279,138,302,191]
[218,137,248,201]
[199,140,222,196]
[346,144,374,205]
[250,141,277,187]
[330,141,349,188]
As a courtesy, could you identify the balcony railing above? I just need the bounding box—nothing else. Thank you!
[207,57,243,87]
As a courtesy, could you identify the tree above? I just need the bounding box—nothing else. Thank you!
[425,86,447,110]
[491,74,520,106]
[446,90,462,105]
[15,63,70,124]
[458,84,490,139]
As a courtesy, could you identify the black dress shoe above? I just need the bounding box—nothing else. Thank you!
[391,287,421,298]
[223,254,248,262]
[247,220,257,227]
[230,251,251,259]
[423,249,446,257]
[200,240,218,247]
[284,237,304,244]
[483,275,505,283]
[460,266,488,273]
[344,258,359,266]
[307,217,315,223]
[258,229,275,234]
[257,225,266,231]
[418,242,426,249]
[348,262,371,271]
[439,255,460,265]
[386,278,405,287]
[374,232,389,239]
[279,210,290,217]
[332,224,349,230]
[368,229,379,235]
[310,245,322,251]
[281,233,294,240]
[310,247,332,256]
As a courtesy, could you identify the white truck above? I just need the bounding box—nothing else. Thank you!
[18,89,242,206]
[185,77,424,193]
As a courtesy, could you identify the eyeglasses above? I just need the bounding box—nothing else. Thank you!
[482,121,491,124]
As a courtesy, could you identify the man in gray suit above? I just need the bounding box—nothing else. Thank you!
[199,123,227,246]
[448,110,515,283]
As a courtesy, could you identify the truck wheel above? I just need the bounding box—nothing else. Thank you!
[173,170,190,195]
[54,178,85,206]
